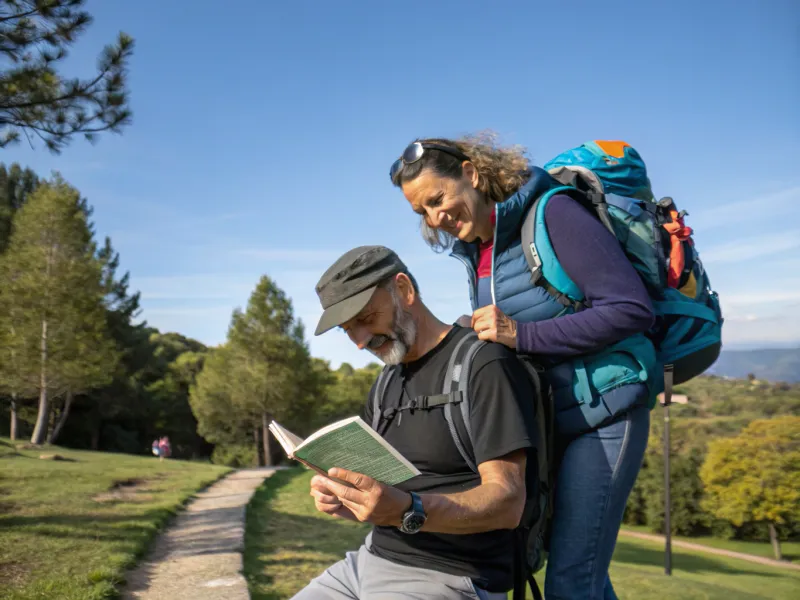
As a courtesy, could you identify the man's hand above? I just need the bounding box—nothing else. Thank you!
[313,468,411,526]
[471,305,517,348]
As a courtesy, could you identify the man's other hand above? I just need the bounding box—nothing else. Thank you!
[316,468,411,526]
[310,475,358,521]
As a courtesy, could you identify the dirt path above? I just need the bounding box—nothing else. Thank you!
[619,529,800,571]
[121,467,279,600]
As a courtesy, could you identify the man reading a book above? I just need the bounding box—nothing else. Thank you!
[291,245,538,599]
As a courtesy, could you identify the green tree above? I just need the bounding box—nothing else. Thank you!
[190,276,319,466]
[143,333,209,457]
[0,162,39,252]
[227,275,311,465]
[700,415,800,560]
[310,361,381,429]
[0,174,117,444]
[190,343,256,465]
[77,236,149,450]
[0,0,133,152]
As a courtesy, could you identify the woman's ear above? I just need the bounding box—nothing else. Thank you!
[462,161,480,189]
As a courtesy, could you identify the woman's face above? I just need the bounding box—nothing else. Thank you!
[400,164,491,243]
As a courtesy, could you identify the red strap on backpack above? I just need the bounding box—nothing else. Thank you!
[663,209,693,288]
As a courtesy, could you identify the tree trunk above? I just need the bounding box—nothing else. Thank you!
[768,522,782,561]
[48,392,73,445]
[254,427,264,467]
[262,411,272,467]
[90,408,103,451]
[9,394,18,440]
[30,319,49,445]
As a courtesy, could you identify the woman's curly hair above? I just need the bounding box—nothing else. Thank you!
[392,130,532,251]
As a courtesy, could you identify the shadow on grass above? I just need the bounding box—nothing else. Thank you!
[613,538,782,577]
[244,467,371,600]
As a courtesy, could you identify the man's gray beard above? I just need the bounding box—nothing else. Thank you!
[367,287,417,366]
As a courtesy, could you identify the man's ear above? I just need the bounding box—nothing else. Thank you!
[394,272,416,306]
[462,161,480,189]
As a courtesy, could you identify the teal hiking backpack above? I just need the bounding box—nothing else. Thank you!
[522,140,723,401]
[369,330,554,600]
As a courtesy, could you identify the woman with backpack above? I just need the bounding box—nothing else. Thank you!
[388,133,656,600]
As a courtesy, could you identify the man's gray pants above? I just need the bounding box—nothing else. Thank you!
[290,533,507,599]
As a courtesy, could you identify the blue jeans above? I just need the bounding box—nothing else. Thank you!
[544,400,651,599]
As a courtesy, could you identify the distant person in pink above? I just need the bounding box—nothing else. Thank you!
[157,436,171,461]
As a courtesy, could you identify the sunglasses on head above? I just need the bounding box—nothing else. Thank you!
[389,141,470,185]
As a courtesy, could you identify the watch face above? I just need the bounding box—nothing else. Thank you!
[403,513,425,533]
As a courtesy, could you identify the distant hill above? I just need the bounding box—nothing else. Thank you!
[707,347,800,383]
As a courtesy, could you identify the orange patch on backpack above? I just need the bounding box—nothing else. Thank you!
[594,140,631,158]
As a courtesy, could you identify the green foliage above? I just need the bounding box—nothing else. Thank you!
[309,361,382,430]
[190,277,385,467]
[624,376,800,544]
[700,416,800,529]
[211,442,257,468]
[227,275,312,424]
[190,276,318,466]
[0,0,134,153]
[635,432,709,535]
[190,344,253,449]
[0,162,39,252]
[0,163,209,457]
[0,173,118,443]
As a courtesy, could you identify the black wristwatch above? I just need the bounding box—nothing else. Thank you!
[399,491,426,534]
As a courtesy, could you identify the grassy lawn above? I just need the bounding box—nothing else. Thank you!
[0,437,230,600]
[244,467,800,600]
[621,524,800,564]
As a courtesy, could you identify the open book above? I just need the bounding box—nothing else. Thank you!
[268,416,420,487]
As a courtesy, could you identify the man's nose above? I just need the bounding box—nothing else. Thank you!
[347,327,369,350]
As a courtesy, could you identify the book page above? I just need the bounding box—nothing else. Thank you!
[294,418,420,486]
[268,421,304,456]
[297,416,360,449]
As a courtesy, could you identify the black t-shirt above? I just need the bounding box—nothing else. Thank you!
[362,325,537,593]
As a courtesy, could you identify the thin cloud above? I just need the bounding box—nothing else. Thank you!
[236,248,339,261]
[722,289,800,306]
[689,185,800,232]
[700,230,800,265]
[134,274,256,300]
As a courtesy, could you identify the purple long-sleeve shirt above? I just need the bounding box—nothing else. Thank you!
[514,193,655,357]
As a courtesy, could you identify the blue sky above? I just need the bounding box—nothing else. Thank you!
[6,0,800,368]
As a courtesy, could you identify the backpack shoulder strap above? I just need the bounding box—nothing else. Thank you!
[442,331,486,473]
[521,187,589,309]
[370,365,397,432]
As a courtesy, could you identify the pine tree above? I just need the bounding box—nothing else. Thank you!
[0,0,133,152]
[227,275,311,466]
[0,174,117,444]
[190,276,316,466]
[0,162,39,253]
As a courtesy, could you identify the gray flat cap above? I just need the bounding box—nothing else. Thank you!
[314,245,408,336]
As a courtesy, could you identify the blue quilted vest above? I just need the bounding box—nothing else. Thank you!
[451,169,657,437]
